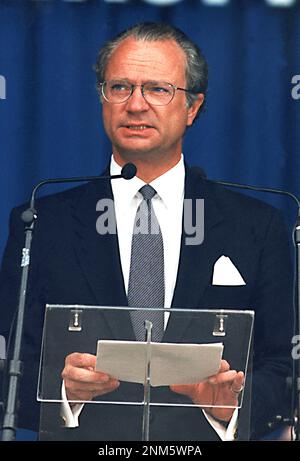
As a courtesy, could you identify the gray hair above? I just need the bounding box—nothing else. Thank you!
[94,22,208,117]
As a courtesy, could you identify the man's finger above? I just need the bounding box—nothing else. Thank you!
[62,364,112,384]
[65,352,97,368]
[66,379,120,394]
[219,360,230,373]
[230,371,245,393]
[208,370,238,385]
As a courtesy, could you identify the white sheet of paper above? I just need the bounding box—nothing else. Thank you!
[95,340,223,387]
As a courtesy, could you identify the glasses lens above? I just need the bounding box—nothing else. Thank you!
[103,81,132,103]
[101,81,175,105]
[143,82,174,106]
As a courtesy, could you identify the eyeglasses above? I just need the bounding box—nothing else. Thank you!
[99,80,197,106]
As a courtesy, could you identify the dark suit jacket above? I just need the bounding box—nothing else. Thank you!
[0,165,293,440]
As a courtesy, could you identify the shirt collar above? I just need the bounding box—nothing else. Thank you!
[110,154,185,207]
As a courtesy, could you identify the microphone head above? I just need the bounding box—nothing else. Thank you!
[121,163,137,180]
[21,208,37,224]
[192,166,207,179]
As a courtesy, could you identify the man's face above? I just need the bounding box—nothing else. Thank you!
[102,37,203,162]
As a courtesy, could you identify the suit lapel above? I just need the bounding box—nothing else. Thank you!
[164,166,225,343]
[70,177,134,341]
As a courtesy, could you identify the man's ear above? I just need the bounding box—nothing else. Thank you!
[187,93,205,126]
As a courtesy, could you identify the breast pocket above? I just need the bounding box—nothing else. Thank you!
[201,285,253,310]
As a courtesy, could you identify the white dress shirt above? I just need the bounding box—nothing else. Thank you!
[111,154,184,325]
[61,154,237,440]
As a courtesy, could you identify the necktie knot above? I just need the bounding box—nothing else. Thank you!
[139,184,157,201]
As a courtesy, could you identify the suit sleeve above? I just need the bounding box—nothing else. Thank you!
[250,207,294,439]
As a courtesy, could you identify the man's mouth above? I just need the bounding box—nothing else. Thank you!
[123,125,153,131]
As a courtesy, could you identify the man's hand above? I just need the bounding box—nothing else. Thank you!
[62,352,120,402]
[170,360,244,422]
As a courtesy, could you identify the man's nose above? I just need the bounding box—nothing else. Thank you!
[125,86,149,111]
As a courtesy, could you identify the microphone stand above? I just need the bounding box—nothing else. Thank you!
[142,320,153,442]
[207,178,300,440]
[1,166,136,441]
[294,220,300,440]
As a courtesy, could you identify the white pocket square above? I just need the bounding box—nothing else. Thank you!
[212,256,246,286]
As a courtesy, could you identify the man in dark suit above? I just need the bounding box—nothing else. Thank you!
[0,22,293,441]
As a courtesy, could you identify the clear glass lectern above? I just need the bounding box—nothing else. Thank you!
[38,305,254,441]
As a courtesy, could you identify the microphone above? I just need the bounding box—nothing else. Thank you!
[21,162,137,224]
[1,162,137,441]
[193,166,300,213]
[209,178,300,216]
[121,162,137,180]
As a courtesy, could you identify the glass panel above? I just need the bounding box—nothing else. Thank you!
[38,305,253,441]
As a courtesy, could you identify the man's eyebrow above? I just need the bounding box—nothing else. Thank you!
[107,77,131,82]
[144,80,168,85]
[108,78,168,85]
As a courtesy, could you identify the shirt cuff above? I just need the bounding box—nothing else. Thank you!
[203,408,238,441]
[60,380,84,427]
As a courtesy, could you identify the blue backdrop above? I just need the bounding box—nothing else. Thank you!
[0,0,300,439]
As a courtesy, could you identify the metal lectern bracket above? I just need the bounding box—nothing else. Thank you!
[213,313,228,336]
[68,309,82,331]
